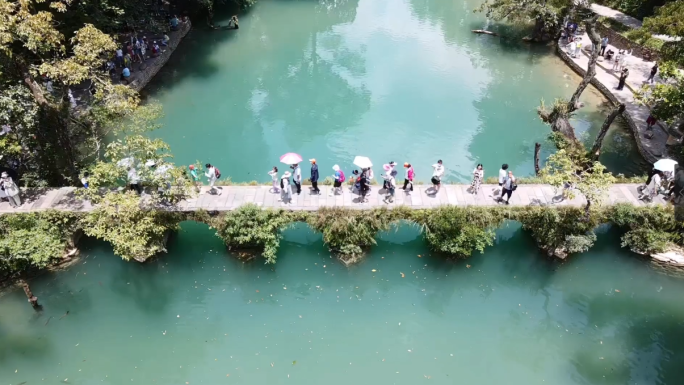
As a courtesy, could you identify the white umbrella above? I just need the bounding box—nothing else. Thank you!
[117,157,134,168]
[654,158,678,173]
[154,164,172,176]
[353,156,373,169]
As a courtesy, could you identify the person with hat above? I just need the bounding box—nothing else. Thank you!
[280,171,292,204]
[403,163,414,194]
[189,165,201,193]
[383,170,397,204]
[331,165,343,196]
[309,159,320,195]
[0,172,21,208]
[383,161,397,190]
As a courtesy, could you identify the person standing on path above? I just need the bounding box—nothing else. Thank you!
[359,169,370,203]
[470,164,484,194]
[498,170,516,205]
[493,163,508,195]
[617,68,629,90]
[0,172,21,208]
[430,160,444,195]
[647,62,658,84]
[612,50,622,71]
[331,165,344,196]
[574,41,582,58]
[383,170,397,204]
[127,167,142,195]
[205,163,222,195]
[403,163,414,194]
[81,172,89,188]
[292,163,302,195]
[116,47,124,68]
[280,171,292,204]
[309,159,320,195]
[188,165,201,193]
[268,166,279,193]
[600,36,608,56]
[568,40,577,58]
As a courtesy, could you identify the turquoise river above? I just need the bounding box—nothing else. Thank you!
[2,0,681,384]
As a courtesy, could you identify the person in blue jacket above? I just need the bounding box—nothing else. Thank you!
[309,159,320,195]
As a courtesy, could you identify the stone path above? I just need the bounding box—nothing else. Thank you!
[590,3,677,42]
[559,35,668,163]
[0,184,667,213]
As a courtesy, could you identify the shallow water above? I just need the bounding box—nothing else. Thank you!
[2,222,684,384]
[145,0,649,182]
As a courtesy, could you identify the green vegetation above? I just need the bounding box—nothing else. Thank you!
[476,0,572,41]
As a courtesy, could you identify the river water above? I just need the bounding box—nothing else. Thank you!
[2,1,675,384]
[145,0,649,181]
[2,223,684,384]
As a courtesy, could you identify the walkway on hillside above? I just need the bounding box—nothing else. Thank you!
[590,3,676,41]
[559,35,668,163]
[0,184,666,213]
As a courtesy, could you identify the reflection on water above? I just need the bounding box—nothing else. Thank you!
[1,222,684,384]
[145,0,647,184]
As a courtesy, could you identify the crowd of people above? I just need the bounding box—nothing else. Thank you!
[249,159,518,206]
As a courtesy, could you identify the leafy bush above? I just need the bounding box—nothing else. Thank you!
[215,204,298,264]
[515,206,601,257]
[415,206,505,258]
[607,203,679,253]
[81,192,183,262]
[0,211,81,274]
[308,207,394,262]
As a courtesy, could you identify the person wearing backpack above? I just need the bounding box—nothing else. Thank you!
[280,171,292,205]
[331,164,345,196]
[403,163,414,194]
[498,170,516,205]
[205,163,222,195]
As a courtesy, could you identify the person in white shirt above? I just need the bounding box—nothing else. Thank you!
[493,163,508,195]
[639,170,663,201]
[280,171,292,204]
[116,48,123,67]
[292,163,302,195]
[204,163,222,195]
[431,160,444,194]
[127,167,141,194]
[268,166,279,193]
[383,170,397,204]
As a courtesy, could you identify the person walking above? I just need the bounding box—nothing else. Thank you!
[402,163,414,194]
[647,62,658,84]
[499,170,516,205]
[81,172,90,188]
[115,47,124,68]
[600,36,608,56]
[383,170,397,204]
[268,166,279,193]
[359,168,370,203]
[128,167,142,194]
[331,165,344,196]
[612,50,622,71]
[188,165,201,192]
[616,68,629,90]
[493,163,508,195]
[309,159,320,195]
[205,163,222,195]
[430,160,444,194]
[280,171,292,204]
[568,40,577,58]
[0,172,21,208]
[574,41,582,58]
[292,163,302,195]
[470,163,484,194]
[638,170,663,201]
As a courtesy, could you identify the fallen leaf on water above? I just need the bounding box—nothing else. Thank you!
[292,360,297,365]
[615,289,620,292]
[466,264,471,269]
[271,362,274,367]
[400,272,405,278]
[226,374,230,377]
[371,269,377,273]
[418,255,422,258]
[256,290,259,293]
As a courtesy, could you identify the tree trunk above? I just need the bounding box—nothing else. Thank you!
[24,74,49,106]
[19,280,40,309]
[534,143,542,175]
[567,15,601,114]
[590,103,625,160]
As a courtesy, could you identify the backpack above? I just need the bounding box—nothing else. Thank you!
[214,167,221,179]
[338,170,346,183]
[408,168,415,181]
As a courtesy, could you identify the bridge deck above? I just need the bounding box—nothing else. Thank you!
[0,184,665,213]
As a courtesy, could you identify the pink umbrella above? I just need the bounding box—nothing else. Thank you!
[280,152,303,165]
